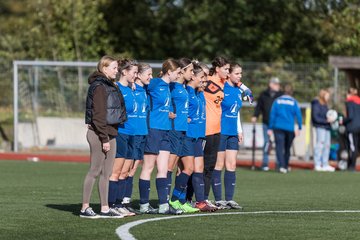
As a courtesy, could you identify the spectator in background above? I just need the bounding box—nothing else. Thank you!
[268,84,302,174]
[342,87,360,171]
[311,89,335,172]
[252,77,283,171]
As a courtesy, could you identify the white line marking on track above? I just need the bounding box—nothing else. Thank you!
[115,210,360,240]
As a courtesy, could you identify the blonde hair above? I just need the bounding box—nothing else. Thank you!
[318,89,330,105]
[97,55,116,73]
[159,59,180,77]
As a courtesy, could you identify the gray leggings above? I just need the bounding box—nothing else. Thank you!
[82,129,116,206]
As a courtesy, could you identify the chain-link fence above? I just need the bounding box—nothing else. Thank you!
[0,59,347,152]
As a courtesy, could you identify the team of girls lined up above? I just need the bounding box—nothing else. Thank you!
[80,56,252,218]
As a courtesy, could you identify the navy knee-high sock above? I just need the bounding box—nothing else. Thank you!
[108,180,118,207]
[171,172,190,204]
[224,170,236,201]
[124,176,134,199]
[139,179,150,204]
[192,172,205,202]
[167,171,172,200]
[116,179,126,205]
[156,178,168,205]
[211,169,222,201]
[186,174,194,201]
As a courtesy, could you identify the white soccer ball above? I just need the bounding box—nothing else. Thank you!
[243,96,248,101]
[338,159,348,171]
[326,109,338,123]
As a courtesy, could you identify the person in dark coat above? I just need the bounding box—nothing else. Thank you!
[311,89,335,172]
[252,77,283,171]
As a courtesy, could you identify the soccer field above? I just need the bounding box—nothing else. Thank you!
[1,160,360,240]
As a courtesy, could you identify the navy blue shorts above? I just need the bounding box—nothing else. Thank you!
[194,138,206,157]
[218,134,239,151]
[133,135,146,160]
[181,135,196,157]
[144,128,171,154]
[169,130,186,156]
[115,133,134,159]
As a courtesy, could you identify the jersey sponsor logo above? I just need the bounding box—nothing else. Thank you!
[230,101,239,115]
[184,100,189,109]
[277,99,295,106]
[159,87,166,91]
[141,103,147,113]
[133,101,138,113]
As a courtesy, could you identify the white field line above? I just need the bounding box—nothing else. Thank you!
[115,210,360,240]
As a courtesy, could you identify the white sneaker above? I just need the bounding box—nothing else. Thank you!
[262,166,270,171]
[279,168,288,174]
[314,166,324,172]
[323,165,335,172]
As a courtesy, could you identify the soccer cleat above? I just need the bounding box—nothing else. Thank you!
[205,200,218,209]
[158,203,183,215]
[115,206,136,217]
[226,200,243,210]
[98,208,124,218]
[181,202,200,213]
[123,203,141,215]
[169,200,183,210]
[195,201,217,212]
[279,168,288,174]
[215,200,231,210]
[79,207,99,219]
[139,203,158,214]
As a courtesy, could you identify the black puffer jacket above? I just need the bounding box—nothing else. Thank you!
[85,71,126,143]
[253,88,283,125]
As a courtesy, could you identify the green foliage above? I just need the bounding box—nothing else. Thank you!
[0,0,111,61]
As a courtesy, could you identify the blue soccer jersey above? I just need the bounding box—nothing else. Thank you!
[197,91,206,138]
[170,82,189,131]
[134,83,148,135]
[186,85,200,138]
[269,95,302,132]
[220,82,243,136]
[116,82,136,135]
[147,78,171,130]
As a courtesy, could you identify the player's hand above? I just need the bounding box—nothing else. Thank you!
[267,129,273,136]
[169,112,176,119]
[102,142,110,153]
[251,117,257,123]
[244,89,254,103]
[295,129,300,137]
[188,118,191,123]
[238,133,244,144]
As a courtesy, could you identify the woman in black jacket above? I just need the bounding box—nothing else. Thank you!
[80,55,126,218]
[311,89,335,172]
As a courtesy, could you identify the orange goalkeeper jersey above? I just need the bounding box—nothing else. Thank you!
[204,75,225,136]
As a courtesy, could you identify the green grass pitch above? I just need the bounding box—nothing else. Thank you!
[1,160,360,240]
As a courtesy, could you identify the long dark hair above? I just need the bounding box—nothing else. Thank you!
[178,57,192,70]
[209,56,230,76]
